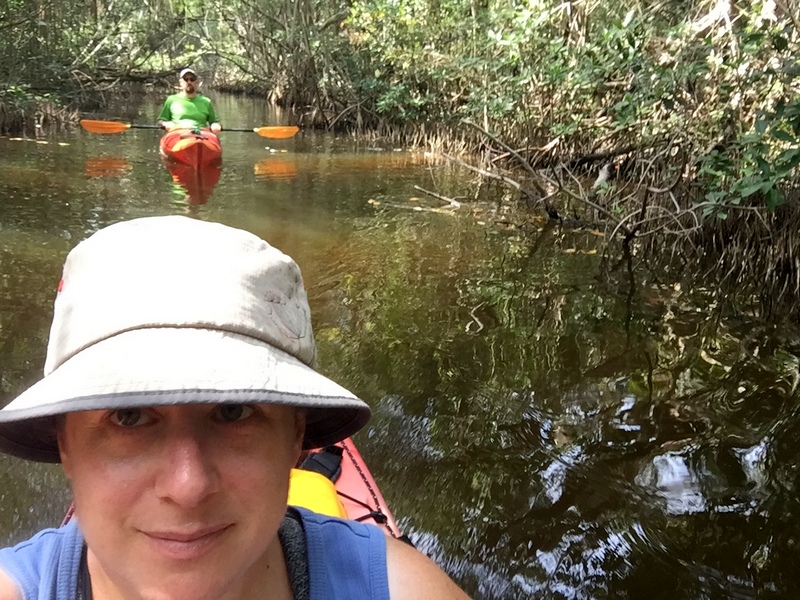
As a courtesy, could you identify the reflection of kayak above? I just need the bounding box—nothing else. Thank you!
[289,438,403,539]
[162,159,221,206]
[159,128,222,168]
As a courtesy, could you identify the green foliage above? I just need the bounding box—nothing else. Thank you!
[0,0,211,93]
[0,84,62,133]
[0,85,38,108]
[691,15,800,217]
[4,0,800,216]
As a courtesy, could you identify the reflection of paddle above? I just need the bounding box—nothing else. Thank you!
[80,119,300,139]
[254,157,298,180]
[84,157,131,177]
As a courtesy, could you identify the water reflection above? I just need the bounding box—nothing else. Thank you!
[84,157,131,178]
[636,452,706,515]
[254,156,298,181]
[162,159,222,206]
[2,94,800,598]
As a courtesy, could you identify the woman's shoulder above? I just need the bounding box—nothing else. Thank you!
[293,508,388,598]
[294,509,470,599]
[0,569,21,600]
[0,521,81,556]
[385,536,471,600]
[0,521,83,600]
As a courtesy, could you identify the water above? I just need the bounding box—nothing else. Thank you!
[2,92,800,598]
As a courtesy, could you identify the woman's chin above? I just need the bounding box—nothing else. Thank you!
[133,579,231,600]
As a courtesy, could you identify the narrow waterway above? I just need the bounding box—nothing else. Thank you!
[2,92,800,598]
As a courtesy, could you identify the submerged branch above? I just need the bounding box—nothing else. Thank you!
[413,185,463,209]
[443,153,524,192]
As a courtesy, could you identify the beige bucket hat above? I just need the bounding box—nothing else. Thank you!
[0,216,371,462]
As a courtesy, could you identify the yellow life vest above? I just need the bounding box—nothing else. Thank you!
[287,468,347,518]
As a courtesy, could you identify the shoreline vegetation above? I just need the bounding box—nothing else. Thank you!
[4,0,800,319]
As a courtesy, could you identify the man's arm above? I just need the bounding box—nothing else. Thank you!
[157,97,174,129]
[207,100,221,133]
[385,536,471,599]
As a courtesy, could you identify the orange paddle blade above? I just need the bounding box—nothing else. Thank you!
[253,126,299,139]
[80,120,132,134]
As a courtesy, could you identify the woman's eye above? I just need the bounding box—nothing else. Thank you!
[110,409,151,428]
[214,404,255,423]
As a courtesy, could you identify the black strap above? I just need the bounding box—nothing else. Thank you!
[299,446,343,482]
[76,545,91,600]
[278,508,310,600]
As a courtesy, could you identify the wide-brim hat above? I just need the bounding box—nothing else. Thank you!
[0,216,371,462]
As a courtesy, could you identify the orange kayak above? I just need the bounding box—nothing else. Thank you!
[159,128,222,168]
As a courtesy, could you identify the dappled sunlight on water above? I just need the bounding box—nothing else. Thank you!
[2,93,800,598]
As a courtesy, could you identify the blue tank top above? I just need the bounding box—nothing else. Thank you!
[0,521,82,600]
[0,508,389,600]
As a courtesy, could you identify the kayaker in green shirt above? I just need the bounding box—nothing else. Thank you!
[157,68,222,134]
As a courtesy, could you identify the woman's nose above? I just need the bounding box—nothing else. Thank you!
[154,428,220,507]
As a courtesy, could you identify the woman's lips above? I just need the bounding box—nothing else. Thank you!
[141,524,232,560]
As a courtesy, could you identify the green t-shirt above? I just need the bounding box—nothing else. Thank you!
[157,94,218,129]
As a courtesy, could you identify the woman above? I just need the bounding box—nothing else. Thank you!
[0,216,469,600]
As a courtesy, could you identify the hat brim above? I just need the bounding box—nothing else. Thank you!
[0,328,370,462]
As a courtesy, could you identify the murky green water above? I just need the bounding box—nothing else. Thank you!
[2,92,800,598]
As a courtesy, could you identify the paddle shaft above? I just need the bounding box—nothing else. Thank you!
[131,124,257,133]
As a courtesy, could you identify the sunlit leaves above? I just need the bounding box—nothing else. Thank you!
[4,0,800,219]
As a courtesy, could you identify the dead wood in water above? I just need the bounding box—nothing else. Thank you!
[413,186,463,209]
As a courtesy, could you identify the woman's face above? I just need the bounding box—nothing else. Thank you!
[58,403,305,600]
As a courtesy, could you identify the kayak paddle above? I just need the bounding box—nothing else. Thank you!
[79,119,299,139]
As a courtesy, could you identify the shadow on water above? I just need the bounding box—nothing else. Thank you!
[2,91,800,598]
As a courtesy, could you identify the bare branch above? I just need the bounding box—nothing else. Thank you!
[461,120,548,196]
[413,185,463,209]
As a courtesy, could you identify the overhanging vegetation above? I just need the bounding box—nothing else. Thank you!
[3,0,800,317]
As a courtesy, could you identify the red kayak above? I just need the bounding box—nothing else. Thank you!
[290,438,402,538]
[159,128,222,168]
